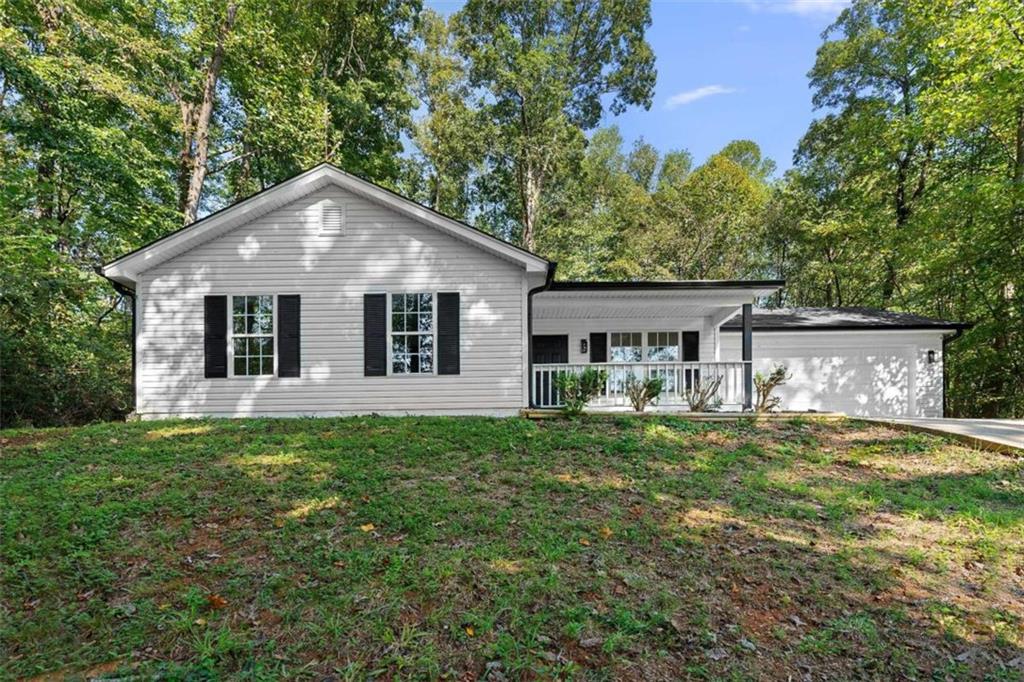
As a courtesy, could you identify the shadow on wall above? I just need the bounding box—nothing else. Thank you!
[141,191,513,417]
[766,352,913,417]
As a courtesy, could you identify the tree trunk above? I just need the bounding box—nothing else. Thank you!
[1014,106,1024,186]
[520,162,542,251]
[177,3,238,226]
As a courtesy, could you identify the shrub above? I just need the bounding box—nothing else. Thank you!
[554,368,607,416]
[625,374,664,412]
[754,365,790,413]
[682,375,723,412]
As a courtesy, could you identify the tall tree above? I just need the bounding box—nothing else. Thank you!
[799,0,933,304]
[169,1,238,224]
[640,147,770,280]
[450,0,656,249]
[782,0,1023,416]
[164,0,420,222]
[405,9,484,218]
[1,0,178,425]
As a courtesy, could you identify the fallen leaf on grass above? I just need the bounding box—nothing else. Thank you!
[207,594,228,609]
[579,538,591,546]
[599,526,613,539]
[194,617,207,626]
[360,523,375,532]
[465,626,475,637]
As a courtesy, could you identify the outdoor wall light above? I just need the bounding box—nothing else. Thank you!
[927,350,936,364]
[580,339,588,355]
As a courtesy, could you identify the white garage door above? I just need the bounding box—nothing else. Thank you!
[719,330,945,418]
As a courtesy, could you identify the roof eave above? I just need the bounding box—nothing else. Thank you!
[721,324,971,332]
[549,279,785,292]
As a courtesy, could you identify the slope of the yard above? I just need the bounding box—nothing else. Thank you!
[2,417,1022,680]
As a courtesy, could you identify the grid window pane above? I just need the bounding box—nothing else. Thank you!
[231,295,274,376]
[610,332,642,362]
[647,331,680,361]
[390,292,434,374]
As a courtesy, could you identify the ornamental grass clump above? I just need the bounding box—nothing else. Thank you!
[683,376,723,412]
[754,364,790,412]
[625,374,664,412]
[554,368,607,416]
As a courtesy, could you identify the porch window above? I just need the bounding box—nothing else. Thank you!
[646,332,680,362]
[391,293,434,374]
[231,295,274,376]
[609,332,642,362]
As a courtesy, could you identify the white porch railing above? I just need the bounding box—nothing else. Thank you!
[532,362,750,410]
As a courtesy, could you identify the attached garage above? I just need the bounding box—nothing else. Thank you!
[720,308,969,418]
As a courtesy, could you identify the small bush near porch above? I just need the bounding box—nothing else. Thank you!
[2,417,1022,680]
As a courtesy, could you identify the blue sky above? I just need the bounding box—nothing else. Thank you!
[425,0,849,176]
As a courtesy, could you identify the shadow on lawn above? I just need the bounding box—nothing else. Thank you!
[3,417,1023,680]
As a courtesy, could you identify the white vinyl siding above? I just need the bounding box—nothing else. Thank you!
[719,330,946,418]
[135,187,527,417]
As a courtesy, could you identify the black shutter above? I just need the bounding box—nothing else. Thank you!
[683,331,700,361]
[437,292,460,375]
[589,332,607,363]
[364,293,387,376]
[278,295,300,377]
[204,295,228,378]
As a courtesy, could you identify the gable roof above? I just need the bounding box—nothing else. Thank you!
[720,307,970,332]
[101,163,550,286]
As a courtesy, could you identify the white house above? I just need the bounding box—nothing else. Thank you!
[101,164,968,420]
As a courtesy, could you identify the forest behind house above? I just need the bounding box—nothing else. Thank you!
[1,0,1021,425]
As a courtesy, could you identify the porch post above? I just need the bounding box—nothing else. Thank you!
[742,303,753,410]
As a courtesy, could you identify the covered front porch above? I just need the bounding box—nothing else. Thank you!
[529,281,783,411]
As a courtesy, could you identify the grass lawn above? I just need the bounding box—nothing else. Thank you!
[2,416,1023,680]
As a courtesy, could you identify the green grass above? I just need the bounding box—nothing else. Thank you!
[2,417,1022,680]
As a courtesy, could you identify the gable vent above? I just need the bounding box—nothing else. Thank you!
[320,202,346,236]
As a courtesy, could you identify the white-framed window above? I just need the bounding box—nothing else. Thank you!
[610,332,643,362]
[647,331,680,362]
[390,293,434,374]
[231,295,275,376]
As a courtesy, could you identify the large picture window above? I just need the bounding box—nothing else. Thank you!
[231,295,274,376]
[610,332,642,362]
[391,293,434,374]
[647,332,680,361]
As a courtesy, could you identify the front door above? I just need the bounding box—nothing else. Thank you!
[532,335,569,407]
[532,335,569,364]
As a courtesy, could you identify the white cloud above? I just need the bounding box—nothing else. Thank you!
[664,85,738,110]
[741,0,849,17]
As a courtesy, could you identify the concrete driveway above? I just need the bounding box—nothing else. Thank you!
[876,418,1024,453]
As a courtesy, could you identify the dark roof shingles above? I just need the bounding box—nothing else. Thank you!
[720,307,969,331]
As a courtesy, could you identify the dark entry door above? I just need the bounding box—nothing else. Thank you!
[532,335,569,407]
[532,335,569,364]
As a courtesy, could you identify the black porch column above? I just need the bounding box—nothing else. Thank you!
[742,303,753,410]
